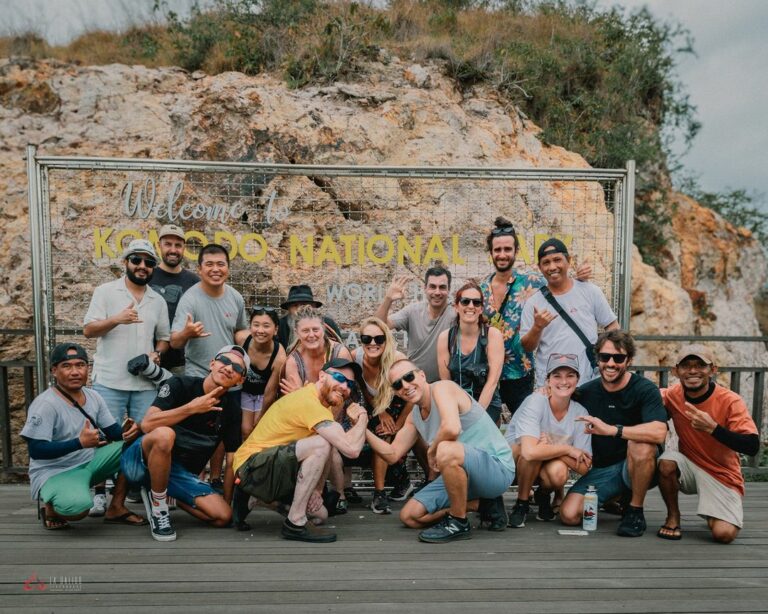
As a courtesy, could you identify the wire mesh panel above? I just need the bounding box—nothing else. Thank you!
[34,158,628,361]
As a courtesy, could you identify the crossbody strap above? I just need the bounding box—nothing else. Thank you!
[539,287,597,369]
[54,384,105,435]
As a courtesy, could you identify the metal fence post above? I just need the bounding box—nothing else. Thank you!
[27,145,47,394]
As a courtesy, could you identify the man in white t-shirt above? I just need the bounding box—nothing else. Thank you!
[520,238,619,387]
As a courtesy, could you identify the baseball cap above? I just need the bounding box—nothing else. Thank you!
[50,342,88,366]
[537,238,569,262]
[676,344,714,366]
[216,344,251,372]
[323,357,364,383]
[158,224,186,241]
[546,353,580,377]
[122,238,158,260]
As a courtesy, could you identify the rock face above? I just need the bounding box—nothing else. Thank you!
[1,56,766,430]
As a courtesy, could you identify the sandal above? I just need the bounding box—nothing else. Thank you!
[657,525,682,540]
[104,512,148,526]
[40,507,70,531]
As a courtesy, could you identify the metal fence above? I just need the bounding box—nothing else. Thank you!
[26,147,635,391]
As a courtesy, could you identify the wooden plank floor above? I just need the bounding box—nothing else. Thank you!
[0,483,767,613]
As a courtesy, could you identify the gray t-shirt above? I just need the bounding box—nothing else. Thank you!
[505,392,592,455]
[21,388,116,500]
[390,301,455,383]
[520,281,617,387]
[172,283,248,377]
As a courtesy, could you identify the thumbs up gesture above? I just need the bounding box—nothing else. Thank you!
[79,421,106,448]
[115,302,142,325]
[182,312,211,338]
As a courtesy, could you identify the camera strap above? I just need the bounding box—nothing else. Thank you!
[54,384,105,434]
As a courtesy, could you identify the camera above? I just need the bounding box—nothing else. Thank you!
[127,353,173,386]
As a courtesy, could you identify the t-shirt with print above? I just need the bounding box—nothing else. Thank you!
[480,270,545,381]
[21,387,116,500]
[506,391,592,455]
[233,383,334,472]
[520,281,617,387]
[150,268,200,370]
[389,301,455,383]
[152,376,241,475]
[576,373,666,468]
[172,283,248,377]
[663,382,757,496]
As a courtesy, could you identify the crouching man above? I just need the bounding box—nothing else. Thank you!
[367,359,515,543]
[22,343,145,530]
[121,345,248,541]
[233,358,369,543]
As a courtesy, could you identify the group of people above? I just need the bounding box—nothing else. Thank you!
[22,218,760,546]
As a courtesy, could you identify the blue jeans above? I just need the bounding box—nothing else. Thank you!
[93,384,156,424]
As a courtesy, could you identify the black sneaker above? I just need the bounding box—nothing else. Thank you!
[140,487,176,542]
[617,507,647,537]
[232,486,251,531]
[343,486,363,504]
[389,481,415,502]
[418,514,471,543]
[371,490,392,514]
[281,519,337,543]
[478,496,507,531]
[507,500,529,528]
[535,489,555,522]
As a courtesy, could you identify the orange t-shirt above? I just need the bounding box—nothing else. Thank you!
[663,383,757,495]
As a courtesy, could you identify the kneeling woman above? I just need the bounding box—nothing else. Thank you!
[505,353,592,528]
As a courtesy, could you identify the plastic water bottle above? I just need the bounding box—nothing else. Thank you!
[582,485,598,532]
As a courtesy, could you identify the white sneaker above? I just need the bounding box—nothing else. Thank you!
[88,494,107,517]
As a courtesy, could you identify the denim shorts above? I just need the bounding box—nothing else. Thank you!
[569,452,660,505]
[120,436,216,507]
[413,444,514,514]
[241,392,264,413]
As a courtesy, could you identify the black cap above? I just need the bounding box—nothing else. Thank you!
[281,284,323,309]
[50,343,89,366]
[537,238,569,262]
[322,357,364,386]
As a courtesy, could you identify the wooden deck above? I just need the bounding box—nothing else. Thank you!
[1,483,767,613]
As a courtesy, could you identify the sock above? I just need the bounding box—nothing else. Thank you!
[628,505,643,513]
[449,514,468,524]
[517,498,529,506]
[151,489,169,515]
[286,518,306,528]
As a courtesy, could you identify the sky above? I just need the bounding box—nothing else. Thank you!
[0,0,766,209]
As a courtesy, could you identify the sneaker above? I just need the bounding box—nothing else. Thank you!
[343,486,363,504]
[418,514,471,543]
[617,507,647,537]
[371,490,392,515]
[478,496,507,531]
[281,519,337,543]
[88,494,107,517]
[535,489,555,522]
[126,487,142,503]
[507,500,529,528]
[167,496,177,511]
[335,498,349,515]
[140,488,176,542]
[389,481,415,502]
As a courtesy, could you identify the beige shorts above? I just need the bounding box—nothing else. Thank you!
[658,449,743,528]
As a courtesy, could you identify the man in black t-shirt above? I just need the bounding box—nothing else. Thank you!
[121,345,248,541]
[150,225,200,374]
[559,331,667,537]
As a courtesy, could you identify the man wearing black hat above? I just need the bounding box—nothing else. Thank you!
[520,237,618,387]
[277,284,342,348]
[233,357,368,543]
[21,343,145,530]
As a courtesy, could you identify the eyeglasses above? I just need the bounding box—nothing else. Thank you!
[597,352,629,364]
[327,370,355,388]
[215,354,246,375]
[491,226,516,235]
[391,370,418,391]
[360,334,386,345]
[458,297,483,307]
[128,255,157,268]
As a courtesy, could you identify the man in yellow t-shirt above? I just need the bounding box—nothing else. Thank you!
[233,358,369,543]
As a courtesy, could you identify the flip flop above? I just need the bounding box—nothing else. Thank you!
[41,508,70,530]
[104,512,148,526]
[657,525,682,540]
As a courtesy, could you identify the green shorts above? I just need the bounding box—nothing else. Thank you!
[236,443,298,504]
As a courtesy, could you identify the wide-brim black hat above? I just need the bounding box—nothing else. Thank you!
[281,284,323,309]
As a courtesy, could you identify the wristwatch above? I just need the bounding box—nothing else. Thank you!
[615,424,624,439]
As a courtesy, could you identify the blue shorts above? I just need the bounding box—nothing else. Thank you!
[569,457,659,505]
[413,444,514,514]
[120,436,216,507]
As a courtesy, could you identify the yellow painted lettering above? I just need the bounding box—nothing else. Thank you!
[114,229,142,257]
[214,231,238,260]
[366,235,394,265]
[93,228,115,259]
[518,236,531,265]
[317,235,342,266]
[397,235,421,265]
[451,235,465,265]
[239,234,268,263]
[183,231,208,260]
[290,235,314,266]
[422,235,448,264]
[338,235,356,265]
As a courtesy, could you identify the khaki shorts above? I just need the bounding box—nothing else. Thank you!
[659,449,743,528]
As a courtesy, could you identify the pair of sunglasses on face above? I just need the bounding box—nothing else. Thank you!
[597,352,628,364]
[215,354,246,375]
[391,370,417,391]
[360,334,386,345]
[327,370,356,388]
[458,297,482,307]
[128,255,157,268]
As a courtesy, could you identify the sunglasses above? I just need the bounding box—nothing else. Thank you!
[128,255,157,268]
[215,354,246,375]
[597,352,629,364]
[360,334,386,345]
[251,305,278,314]
[458,297,483,307]
[391,370,417,391]
[327,370,355,388]
[491,226,516,235]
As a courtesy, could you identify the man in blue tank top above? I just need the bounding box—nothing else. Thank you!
[365,359,515,543]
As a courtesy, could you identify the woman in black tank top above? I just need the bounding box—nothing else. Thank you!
[235,307,286,439]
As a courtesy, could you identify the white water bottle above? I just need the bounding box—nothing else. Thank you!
[582,485,598,532]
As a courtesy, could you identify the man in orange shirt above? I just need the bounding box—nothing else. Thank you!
[658,345,759,543]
